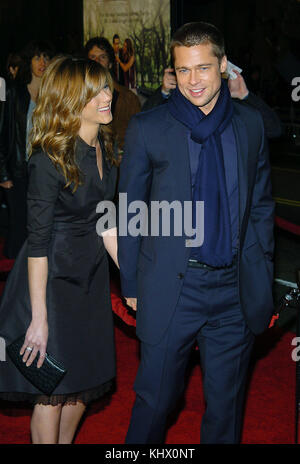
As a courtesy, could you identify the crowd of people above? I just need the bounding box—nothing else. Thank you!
[0,35,141,260]
[0,22,281,444]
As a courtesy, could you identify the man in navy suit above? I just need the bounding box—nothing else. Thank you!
[118,22,274,444]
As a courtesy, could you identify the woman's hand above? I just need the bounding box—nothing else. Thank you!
[20,316,48,368]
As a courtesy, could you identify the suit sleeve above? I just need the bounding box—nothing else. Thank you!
[142,86,167,111]
[250,117,275,261]
[242,91,282,139]
[117,115,152,297]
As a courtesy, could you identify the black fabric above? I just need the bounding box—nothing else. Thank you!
[0,82,30,258]
[242,92,282,139]
[0,82,30,182]
[0,380,113,406]
[3,176,28,258]
[0,136,117,404]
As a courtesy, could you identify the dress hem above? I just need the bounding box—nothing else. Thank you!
[0,378,114,406]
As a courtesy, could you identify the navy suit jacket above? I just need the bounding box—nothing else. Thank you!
[118,101,275,344]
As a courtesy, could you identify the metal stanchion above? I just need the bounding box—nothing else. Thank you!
[295,270,300,444]
[271,270,300,443]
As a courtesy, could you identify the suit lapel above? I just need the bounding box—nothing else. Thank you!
[232,110,249,233]
[163,110,192,201]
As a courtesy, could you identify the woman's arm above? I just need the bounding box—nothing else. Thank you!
[117,55,135,73]
[21,151,61,367]
[21,257,48,368]
[102,227,119,268]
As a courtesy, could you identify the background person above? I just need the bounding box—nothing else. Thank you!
[0,40,53,259]
[6,53,23,81]
[85,37,141,152]
[116,38,137,93]
[0,56,119,444]
[112,34,124,85]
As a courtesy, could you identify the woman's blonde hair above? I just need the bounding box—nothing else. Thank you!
[29,55,117,192]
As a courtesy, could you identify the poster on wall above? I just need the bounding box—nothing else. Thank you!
[83,0,171,90]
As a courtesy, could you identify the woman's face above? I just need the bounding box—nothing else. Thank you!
[31,53,50,78]
[81,85,113,127]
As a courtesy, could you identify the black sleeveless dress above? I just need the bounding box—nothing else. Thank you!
[0,136,117,405]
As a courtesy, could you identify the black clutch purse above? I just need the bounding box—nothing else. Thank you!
[7,334,67,396]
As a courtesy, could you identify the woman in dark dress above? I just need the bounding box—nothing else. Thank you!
[0,56,119,444]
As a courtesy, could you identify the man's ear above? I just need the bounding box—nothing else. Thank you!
[109,62,112,70]
[220,55,227,74]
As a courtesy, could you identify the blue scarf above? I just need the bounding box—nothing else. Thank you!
[168,79,234,267]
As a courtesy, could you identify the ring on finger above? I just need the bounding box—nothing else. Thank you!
[26,347,33,352]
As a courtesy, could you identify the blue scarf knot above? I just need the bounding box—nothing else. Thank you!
[168,79,234,267]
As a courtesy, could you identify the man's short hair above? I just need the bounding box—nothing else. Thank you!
[170,22,225,63]
[113,34,120,43]
[84,37,115,66]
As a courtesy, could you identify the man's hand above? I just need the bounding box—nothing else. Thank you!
[228,70,249,100]
[125,297,137,312]
[0,180,13,189]
[162,68,177,94]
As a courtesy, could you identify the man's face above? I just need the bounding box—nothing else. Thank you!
[88,45,111,69]
[174,43,227,115]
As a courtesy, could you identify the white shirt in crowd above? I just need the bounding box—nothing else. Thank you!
[0,77,6,101]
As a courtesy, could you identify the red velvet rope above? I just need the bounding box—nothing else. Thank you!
[110,280,136,326]
[275,216,300,236]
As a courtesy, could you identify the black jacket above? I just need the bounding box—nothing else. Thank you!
[0,82,30,182]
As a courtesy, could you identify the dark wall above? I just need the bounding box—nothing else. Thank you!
[171,0,270,63]
[0,0,83,76]
[171,0,300,105]
[2,0,254,74]
[1,0,298,105]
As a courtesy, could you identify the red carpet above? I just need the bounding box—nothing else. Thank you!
[0,321,296,444]
[0,237,297,444]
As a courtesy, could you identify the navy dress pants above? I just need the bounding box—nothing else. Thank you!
[126,262,255,444]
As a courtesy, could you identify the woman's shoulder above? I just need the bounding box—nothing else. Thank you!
[29,148,52,164]
[28,149,63,180]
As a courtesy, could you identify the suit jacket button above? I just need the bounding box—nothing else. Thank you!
[177,273,184,279]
